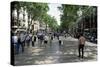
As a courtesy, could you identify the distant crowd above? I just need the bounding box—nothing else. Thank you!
[11,31,69,54]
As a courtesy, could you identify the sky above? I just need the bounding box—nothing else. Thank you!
[47,3,62,25]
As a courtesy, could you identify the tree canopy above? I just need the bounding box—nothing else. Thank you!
[11,1,58,31]
[58,4,97,32]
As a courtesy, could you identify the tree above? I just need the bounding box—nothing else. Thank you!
[42,14,58,31]
[17,2,49,32]
[58,4,80,32]
[11,2,58,32]
[11,1,22,27]
[58,4,96,33]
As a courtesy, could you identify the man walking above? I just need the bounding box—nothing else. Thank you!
[39,34,44,47]
[78,33,86,58]
[20,32,25,53]
[12,32,18,54]
[58,36,63,47]
[32,35,37,47]
[44,34,48,47]
[26,33,30,47]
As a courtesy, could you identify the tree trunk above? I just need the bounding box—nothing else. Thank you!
[28,15,30,33]
[23,7,25,22]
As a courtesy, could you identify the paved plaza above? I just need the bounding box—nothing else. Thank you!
[14,36,97,66]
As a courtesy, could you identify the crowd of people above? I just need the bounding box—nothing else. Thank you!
[11,31,64,54]
[12,30,86,58]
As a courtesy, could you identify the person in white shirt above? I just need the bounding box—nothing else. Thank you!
[12,34,18,45]
[59,36,63,46]
[26,33,30,47]
[78,33,86,58]
[12,33,18,54]
[44,35,48,47]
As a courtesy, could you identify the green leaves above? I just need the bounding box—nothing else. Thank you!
[58,4,97,31]
[42,14,58,31]
[11,1,58,31]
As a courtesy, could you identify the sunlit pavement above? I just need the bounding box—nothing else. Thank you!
[14,36,97,66]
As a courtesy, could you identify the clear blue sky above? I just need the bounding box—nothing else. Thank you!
[47,3,61,25]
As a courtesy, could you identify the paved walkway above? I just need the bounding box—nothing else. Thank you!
[14,36,97,66]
